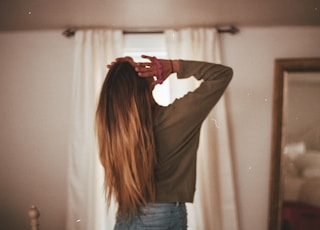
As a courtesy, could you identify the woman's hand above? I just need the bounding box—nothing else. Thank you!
[135,55,175,84]
[107,55,178,86]
[107,56,137,69]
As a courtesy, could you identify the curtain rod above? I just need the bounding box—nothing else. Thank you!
[62,26,239,38]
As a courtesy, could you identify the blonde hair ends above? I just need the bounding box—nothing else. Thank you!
[95,62,156,217]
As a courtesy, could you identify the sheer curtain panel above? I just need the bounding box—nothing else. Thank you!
[66,30,123,230]
[165,28,240,230]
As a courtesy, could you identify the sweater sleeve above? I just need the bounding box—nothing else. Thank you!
[169,60,233,124]
[177,60,233,84]
[155,60,233,146]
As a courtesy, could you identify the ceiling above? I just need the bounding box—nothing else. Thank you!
[0,0,319,31]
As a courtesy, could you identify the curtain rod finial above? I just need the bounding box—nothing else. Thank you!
[63,28,77,38]
[217,25,239,35]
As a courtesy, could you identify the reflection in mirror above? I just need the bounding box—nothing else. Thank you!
[269,58,320,230]
[282,72,320,230]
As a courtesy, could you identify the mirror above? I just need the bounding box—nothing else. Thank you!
[269,58,320,230]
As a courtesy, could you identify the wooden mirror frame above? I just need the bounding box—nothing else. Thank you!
[268,57,320,230]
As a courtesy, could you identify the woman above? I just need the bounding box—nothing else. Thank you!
[95,55,233,229]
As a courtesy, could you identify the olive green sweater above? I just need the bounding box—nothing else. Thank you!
[153,60,233,203]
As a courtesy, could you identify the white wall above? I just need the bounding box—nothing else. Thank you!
[0,26,319,230]
[221,26,320,230]
[0,31,74,230]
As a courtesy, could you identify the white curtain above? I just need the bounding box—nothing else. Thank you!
[164,28,240,230]
[66,30,123,230]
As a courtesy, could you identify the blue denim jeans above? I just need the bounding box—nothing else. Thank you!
[114,202,187,230]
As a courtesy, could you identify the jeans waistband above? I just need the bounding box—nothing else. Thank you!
[142,202,185,209]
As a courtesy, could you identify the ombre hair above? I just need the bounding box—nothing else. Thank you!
[95,61,157,218]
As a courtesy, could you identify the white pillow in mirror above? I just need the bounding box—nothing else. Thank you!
[283,155,299,176]
[302,167,320,178]
[284,141,306,160]
[294,152,320,171]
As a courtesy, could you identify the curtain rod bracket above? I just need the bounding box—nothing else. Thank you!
[217,26,239,34]
[63,28,76,38]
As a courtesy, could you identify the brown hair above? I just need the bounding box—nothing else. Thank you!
[95,61,156,218]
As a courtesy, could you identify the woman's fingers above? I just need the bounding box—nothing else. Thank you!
[106,62,116,68]
[107,55,168,82]
[107,56,137,69]
[135,62,158,77]
[136,69,157,77]
[140,54,153,61]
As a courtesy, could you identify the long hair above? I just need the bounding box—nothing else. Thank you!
[95,61,157,217]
